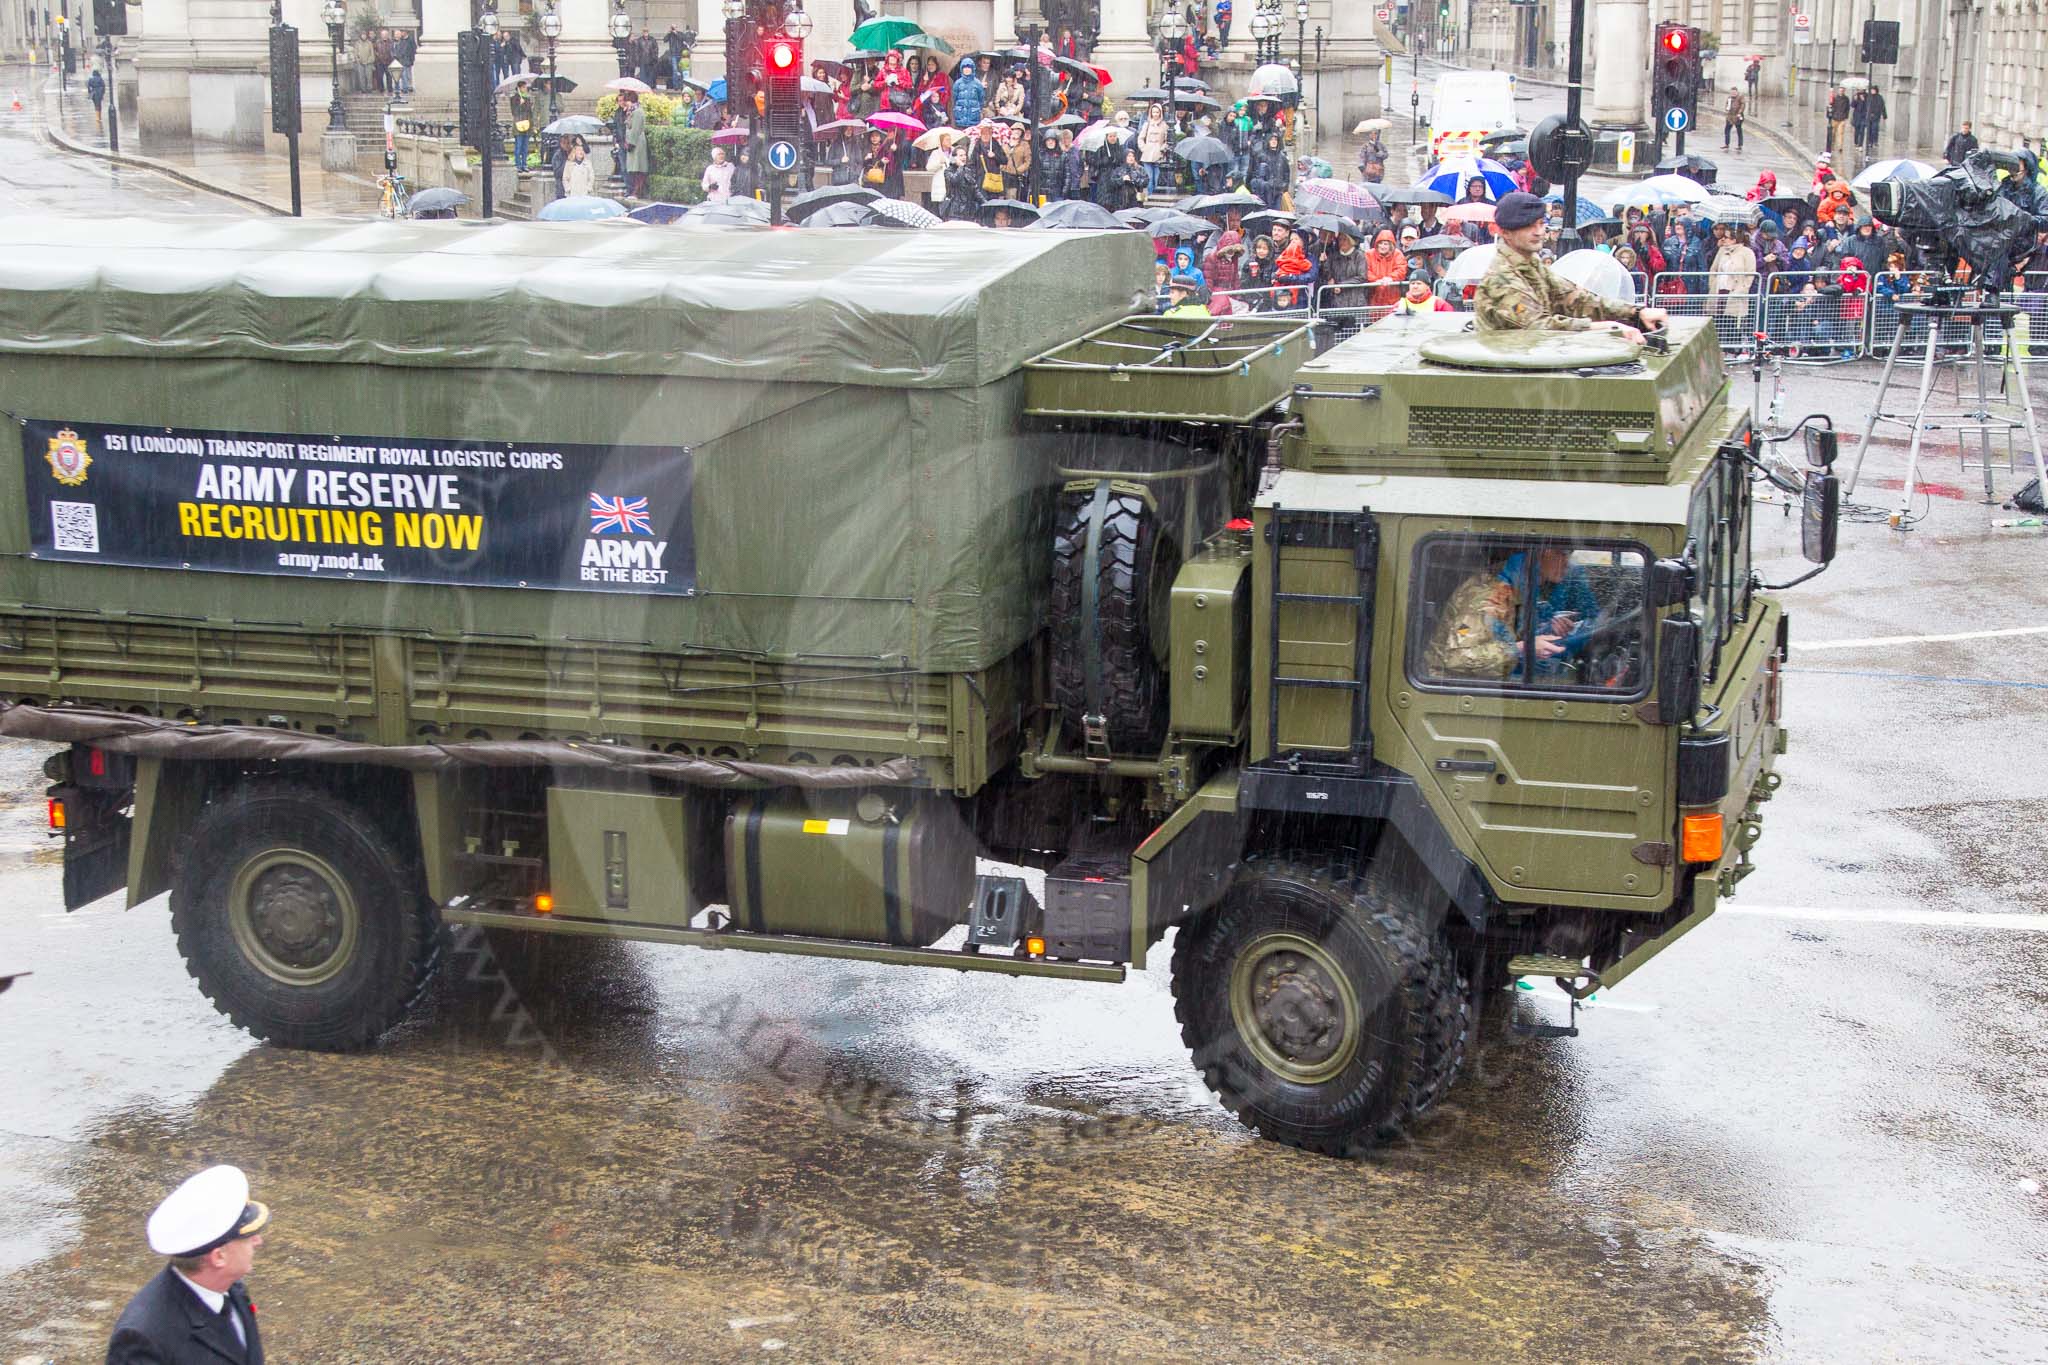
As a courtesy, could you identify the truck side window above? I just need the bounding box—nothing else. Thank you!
[1410,538,1651,696]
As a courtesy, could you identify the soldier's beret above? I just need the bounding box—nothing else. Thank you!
[1495,191,1545,230]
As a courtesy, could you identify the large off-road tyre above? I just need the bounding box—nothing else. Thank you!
[1049,485,1180,753]
[170,784,442,1051]
[1173,853,1470,1156]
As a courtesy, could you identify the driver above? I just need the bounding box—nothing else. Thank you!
[1476,191,1670,341]
[1427,547,1602,680]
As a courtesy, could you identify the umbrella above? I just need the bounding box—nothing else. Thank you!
[1407,233,1473,252]
[1248,63,1299,98]
[1444,242,1499,286]
[1372,184,1452,205]
[1028,199,1127,229]
[678,75,711,93]
[1840,74,1870,91]
[1551,249,1638,304]
[811,59,850,80]
[542,114,605,137]
[711,127,749,145]
[800,76,834,94]
[978,197,1039,221]
[1574,215,1623,233]
[868,110,926,135]
[604,76,653,94]
[1698,194,1760,225]
[798,201,875,228]
[1485,136,1529,158]
[1295,177,1380,211]
[1044,113,1085,130]
[707,78,728,102]
[1174,135,1232,167]
[690,198,771,225]
[1242,209,1296,233]
[1297,211,1347,233]
[1439,201,1495,224]
[1145,211,1222,238]
[1074,121,1129,152]
[843,48,890,62]
[1419,156,1517,201]
[811,118,867,138]
[529,75,578,94]
[850,17,924,50]
[1119,207,1176,227]
[1191,189,1263,215]
[895,32,954,54]
[912,126,960,151]
[1354,117,1392,135]
[865,197,945,228]
[1852,157,1939,190]
[1601,174,1712,210]
[1478,127,1528,147]
[1761,194,1811,220]
[494,73,537,93]
[626,202,692,224]
[538,195,627,221]
[786,183,882,220]
[407,186,468,215]
[1540,193,1613,226]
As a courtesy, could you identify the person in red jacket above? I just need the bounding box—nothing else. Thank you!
[1274,235,1317,309]
[1363,229,1409,309]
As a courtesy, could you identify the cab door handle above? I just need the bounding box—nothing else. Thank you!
[1435,758,1497,774]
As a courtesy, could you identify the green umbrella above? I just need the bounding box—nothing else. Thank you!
[850,17,924,50]
[895,32,954,54]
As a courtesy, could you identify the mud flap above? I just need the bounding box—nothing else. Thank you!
[56,786,131,910]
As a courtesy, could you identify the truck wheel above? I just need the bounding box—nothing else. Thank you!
[1172,854,1468,1155]
[1050,485,1179,752]
[170,785,441,1051]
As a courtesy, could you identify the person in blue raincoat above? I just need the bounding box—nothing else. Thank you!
[951,58,985,129]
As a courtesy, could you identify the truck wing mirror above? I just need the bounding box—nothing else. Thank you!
[1802,472,1840,564]
[1804,426,1838,468]
[1648,557,1694,608]
[1651,615,1702,726]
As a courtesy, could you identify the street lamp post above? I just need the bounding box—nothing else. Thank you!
[99,29,119,152]
[477,3,497,215]
[1157,4,1182,195]
[1019,1,1046,206]
[1294,0,1306,74]
[322,0,347,131]
[540,2,561,125]
[610,0,635,189]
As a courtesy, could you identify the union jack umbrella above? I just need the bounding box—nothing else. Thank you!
[588,493,653,535]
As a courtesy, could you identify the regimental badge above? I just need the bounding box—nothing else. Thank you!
[44,429,92,487]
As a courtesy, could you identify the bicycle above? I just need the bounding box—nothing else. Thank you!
[378,101,409,219]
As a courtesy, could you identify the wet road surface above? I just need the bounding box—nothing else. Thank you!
[3,122,2048,1365]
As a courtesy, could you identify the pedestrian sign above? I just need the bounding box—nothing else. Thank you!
[767,139,798,171]
[1663,106,1690,132]
[1793,11,1811,29]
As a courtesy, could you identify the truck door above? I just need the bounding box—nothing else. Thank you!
[1393,529,1673,904]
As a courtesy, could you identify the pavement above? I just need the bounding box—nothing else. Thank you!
[5,70,2048,1364]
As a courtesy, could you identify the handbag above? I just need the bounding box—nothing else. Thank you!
[982,170,1006,194]
[514,119,531,133]
[865,165,886,185]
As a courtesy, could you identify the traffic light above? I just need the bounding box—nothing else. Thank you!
[268,22,301,136]
[1652,21,1702,136]
[457,28,490,148]
[762,30,803,140]
[92,0,126,38]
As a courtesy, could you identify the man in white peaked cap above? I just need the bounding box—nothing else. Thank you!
[107,1164,271,1364]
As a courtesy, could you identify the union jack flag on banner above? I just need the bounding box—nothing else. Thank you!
[587,492,653,536]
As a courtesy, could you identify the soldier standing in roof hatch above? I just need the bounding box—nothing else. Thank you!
[1475,192,1669,340]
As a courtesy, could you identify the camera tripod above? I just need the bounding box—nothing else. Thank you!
[1843,296,2048,526]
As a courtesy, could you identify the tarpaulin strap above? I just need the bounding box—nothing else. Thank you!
[1080,478,1112,760]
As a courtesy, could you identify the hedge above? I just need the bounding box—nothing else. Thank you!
[647,126,713,202]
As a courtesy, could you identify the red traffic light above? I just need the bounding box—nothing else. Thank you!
[769,39,797,69]
[1661,28,1688,53]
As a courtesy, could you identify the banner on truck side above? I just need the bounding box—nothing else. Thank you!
[19,419,697,595]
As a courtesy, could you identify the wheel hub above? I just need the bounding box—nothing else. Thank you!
[1251,952,1345,1067]
[228,849,360,985]
[1228,932,1362,1086]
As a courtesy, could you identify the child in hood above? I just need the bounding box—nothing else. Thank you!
[1172,243,1207,288]
[1273,235,1317,309]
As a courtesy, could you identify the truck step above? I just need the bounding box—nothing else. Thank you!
[1506,953,1595,980]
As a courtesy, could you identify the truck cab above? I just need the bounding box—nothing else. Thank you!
[1427,70,1518,161]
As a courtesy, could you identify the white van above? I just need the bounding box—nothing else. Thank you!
[1427,70,1518,162]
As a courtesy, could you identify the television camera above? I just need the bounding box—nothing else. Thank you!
[1867,150,2040,293]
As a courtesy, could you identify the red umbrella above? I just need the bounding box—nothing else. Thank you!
[711,127,748,145]
[868,110,926,135]
[1089,65,1113,86]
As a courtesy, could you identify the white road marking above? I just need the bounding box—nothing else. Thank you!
[1722,905,2048,932]
[1797,624,2048,652]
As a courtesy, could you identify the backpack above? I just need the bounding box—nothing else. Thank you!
[2012,478,2047,514]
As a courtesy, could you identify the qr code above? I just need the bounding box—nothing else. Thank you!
[50,501,101,554]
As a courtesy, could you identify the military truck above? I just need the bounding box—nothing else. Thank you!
[1,216,1836,1156]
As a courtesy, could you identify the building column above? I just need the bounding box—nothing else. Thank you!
[1589,0,1648,128]
[1089,0,1156,100]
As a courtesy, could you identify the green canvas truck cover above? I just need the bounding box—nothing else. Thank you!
[0,216,1153,673]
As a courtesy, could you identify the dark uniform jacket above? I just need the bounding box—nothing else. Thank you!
[107,1267,264,1365]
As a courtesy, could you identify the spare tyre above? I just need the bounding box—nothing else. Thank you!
[1050,483,1181,753]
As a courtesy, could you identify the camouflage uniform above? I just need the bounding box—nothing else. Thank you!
[1425,570,1523,678]
[1474,245,1645,333]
